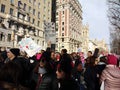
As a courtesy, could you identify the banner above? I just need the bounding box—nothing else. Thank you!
[44,21,56,44]
[18,38,41,57]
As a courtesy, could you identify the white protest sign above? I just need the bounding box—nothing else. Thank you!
[18,38,41,57]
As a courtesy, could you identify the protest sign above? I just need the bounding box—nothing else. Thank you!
[18,38,41,57]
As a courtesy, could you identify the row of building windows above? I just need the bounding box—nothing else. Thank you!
[0,33,11,42]
[0,4,50,26]
[56,38,64,42]
[1,4,41,18]
[10,0,50,8]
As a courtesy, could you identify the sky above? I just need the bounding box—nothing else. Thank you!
[79,0,110,44]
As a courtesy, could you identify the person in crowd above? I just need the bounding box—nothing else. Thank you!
[36,50,44,61]
[87,51,92,58]
[71,52,80,64]
[35,51,58,90]
[6,48,31,89]
[96,56,107,75]
[95,56,107,89]
[50,51,59,72]
[0,61,29,90]
[55,52,61,61]
[84,56,99,90]
[0,52,6,68]
[84,57,90,68]
[72,59,87,90]
[61,49,67,56]
[100,54,120,90]
[56,54,79,90]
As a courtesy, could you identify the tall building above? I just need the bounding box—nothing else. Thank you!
[82,24,89,53]
[0,0,52,50]
[56,0,83,53]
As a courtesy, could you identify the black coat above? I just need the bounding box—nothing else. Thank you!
[84,66,100,90]
[37,73,58,90]
[12,57,31,88]
[58,78,80,90]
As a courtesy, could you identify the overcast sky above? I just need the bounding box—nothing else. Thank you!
[79,0,110,44]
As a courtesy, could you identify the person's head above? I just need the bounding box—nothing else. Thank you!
[87,51,92,57]
[0,61,21,84]
[86,56,96,67]
[7,48,20,60]
[99,56,107,64]
[107,54,118,65]
[74,60,83,72]
[55,52,61,61]
[56,54,73,79]
[38,53,54,74]
[51,51,56,60]
[61,49,67,55]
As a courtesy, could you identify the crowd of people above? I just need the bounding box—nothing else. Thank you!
[0,47,120,90]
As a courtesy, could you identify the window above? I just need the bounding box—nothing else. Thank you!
[33,0,36,5]
[37,21,40,26]
[56,12,58,15]
[28,17,30,22]
[63,11,64,14]
[42,41,44,46]
[56,38,58,42]
[37,39,39,44]
[23,3,26,11]
[38,12,40,19]
[62,5,64,9]
[62,27,64,31]
[56,28,58,31]
[29,0,31,3]
[7,34,11,42]
[62,38,64,42]
[62,22,64,25]
[1,4,5,13]
[10,0,14,4]
[62,46,64,48]
[33,9,35,15]
[56,17,58,21]
[32,19,35,24]
[62,33,64,36]
[29,6,31,13]
[38,3,40,8]
[10,8,13,15]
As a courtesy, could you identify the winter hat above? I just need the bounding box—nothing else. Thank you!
[10,48,20,57]
[107,54,117,65]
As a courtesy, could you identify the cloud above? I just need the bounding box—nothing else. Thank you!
[79,0,110,44]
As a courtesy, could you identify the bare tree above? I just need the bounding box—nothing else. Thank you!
[107,0,120,54]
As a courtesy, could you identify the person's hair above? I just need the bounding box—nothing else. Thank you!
[100,56,107,63]
[61,49,67,54]
[57,54,73,78]
[0,61,21,85]
[87,56,96,67]
[39,55,54,73]
[88,51,92,54]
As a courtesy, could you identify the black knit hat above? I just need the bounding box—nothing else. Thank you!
[10,48,20,57]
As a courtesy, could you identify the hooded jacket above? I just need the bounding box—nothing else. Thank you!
[100,65,120,90]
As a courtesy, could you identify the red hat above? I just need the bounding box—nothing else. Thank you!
[107,54,117,65]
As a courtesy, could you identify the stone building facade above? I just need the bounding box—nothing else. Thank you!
[0,0,52,50]
[56,0,83,53]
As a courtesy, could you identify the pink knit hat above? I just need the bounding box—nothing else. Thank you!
[107,54,117,65]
